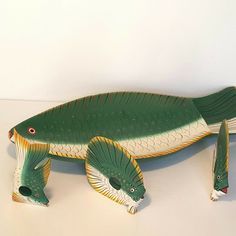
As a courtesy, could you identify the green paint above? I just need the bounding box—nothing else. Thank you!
[87,137,145,202]
[20,143,50,205]
[12,92,203,145]
[213,120,229,191]
[10,87,236,210]
[109,177,121,190]
[19,186,32,196]
[193,87,236,125]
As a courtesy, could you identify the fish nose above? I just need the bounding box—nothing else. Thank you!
[141,195,144,199]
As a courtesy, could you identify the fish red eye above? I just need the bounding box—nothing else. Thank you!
[28,127,36,135]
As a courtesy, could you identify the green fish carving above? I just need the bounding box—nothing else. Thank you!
[211,120,230,201]
[8,87,236,213]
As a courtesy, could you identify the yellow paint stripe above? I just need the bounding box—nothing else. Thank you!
[49,150,85,160]
[12,192,25,203]
[85,162,126,205]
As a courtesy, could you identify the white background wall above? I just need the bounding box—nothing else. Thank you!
[0,0,235,101]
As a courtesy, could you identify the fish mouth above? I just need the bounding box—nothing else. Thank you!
[220,187,228,194]
[8,129,14,143]
[128,205,138,214]
[127,198,143,214]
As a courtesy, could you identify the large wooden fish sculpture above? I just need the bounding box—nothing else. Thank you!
[8,87,236,214]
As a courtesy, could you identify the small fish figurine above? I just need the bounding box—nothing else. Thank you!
[8,87,236,213]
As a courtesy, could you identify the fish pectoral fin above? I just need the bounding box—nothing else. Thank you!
[26,143,50,170]
[26,143,51,186]
[85,136,145,214]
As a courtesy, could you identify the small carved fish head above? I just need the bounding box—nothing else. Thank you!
[11,130,51,206]
[12,156,51,206]
[8,113,49,143]
[86,137,146,214]
[121,179,146,214]
[214,172,228,194]
[13,186,49,207]
[12,160,51,206]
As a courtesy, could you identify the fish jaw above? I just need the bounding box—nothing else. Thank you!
[127,198,143,214]
[12,192,49,206]
[210,189,227,201]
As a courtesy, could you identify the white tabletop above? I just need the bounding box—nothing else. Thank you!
[1,99,236,236]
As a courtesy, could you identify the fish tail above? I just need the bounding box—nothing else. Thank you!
[192,87,236,134]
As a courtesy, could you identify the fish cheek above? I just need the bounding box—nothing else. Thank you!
[21,173,45,198]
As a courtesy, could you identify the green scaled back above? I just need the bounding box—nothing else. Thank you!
[86,137,145,204]
[13,92,203,144]
[213,120,229,191]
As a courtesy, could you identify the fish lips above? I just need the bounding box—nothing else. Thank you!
[220,187,228,194]
[8,129,15,143]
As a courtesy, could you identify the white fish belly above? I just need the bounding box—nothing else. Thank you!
[49,118,210,160]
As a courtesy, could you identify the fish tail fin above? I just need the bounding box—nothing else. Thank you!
[192,87,236,134]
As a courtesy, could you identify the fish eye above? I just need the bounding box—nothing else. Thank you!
[19,186,32,196]
[28,127,36,135]
[130,188,135,193]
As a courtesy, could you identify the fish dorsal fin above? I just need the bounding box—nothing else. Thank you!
[85,137,145,212]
